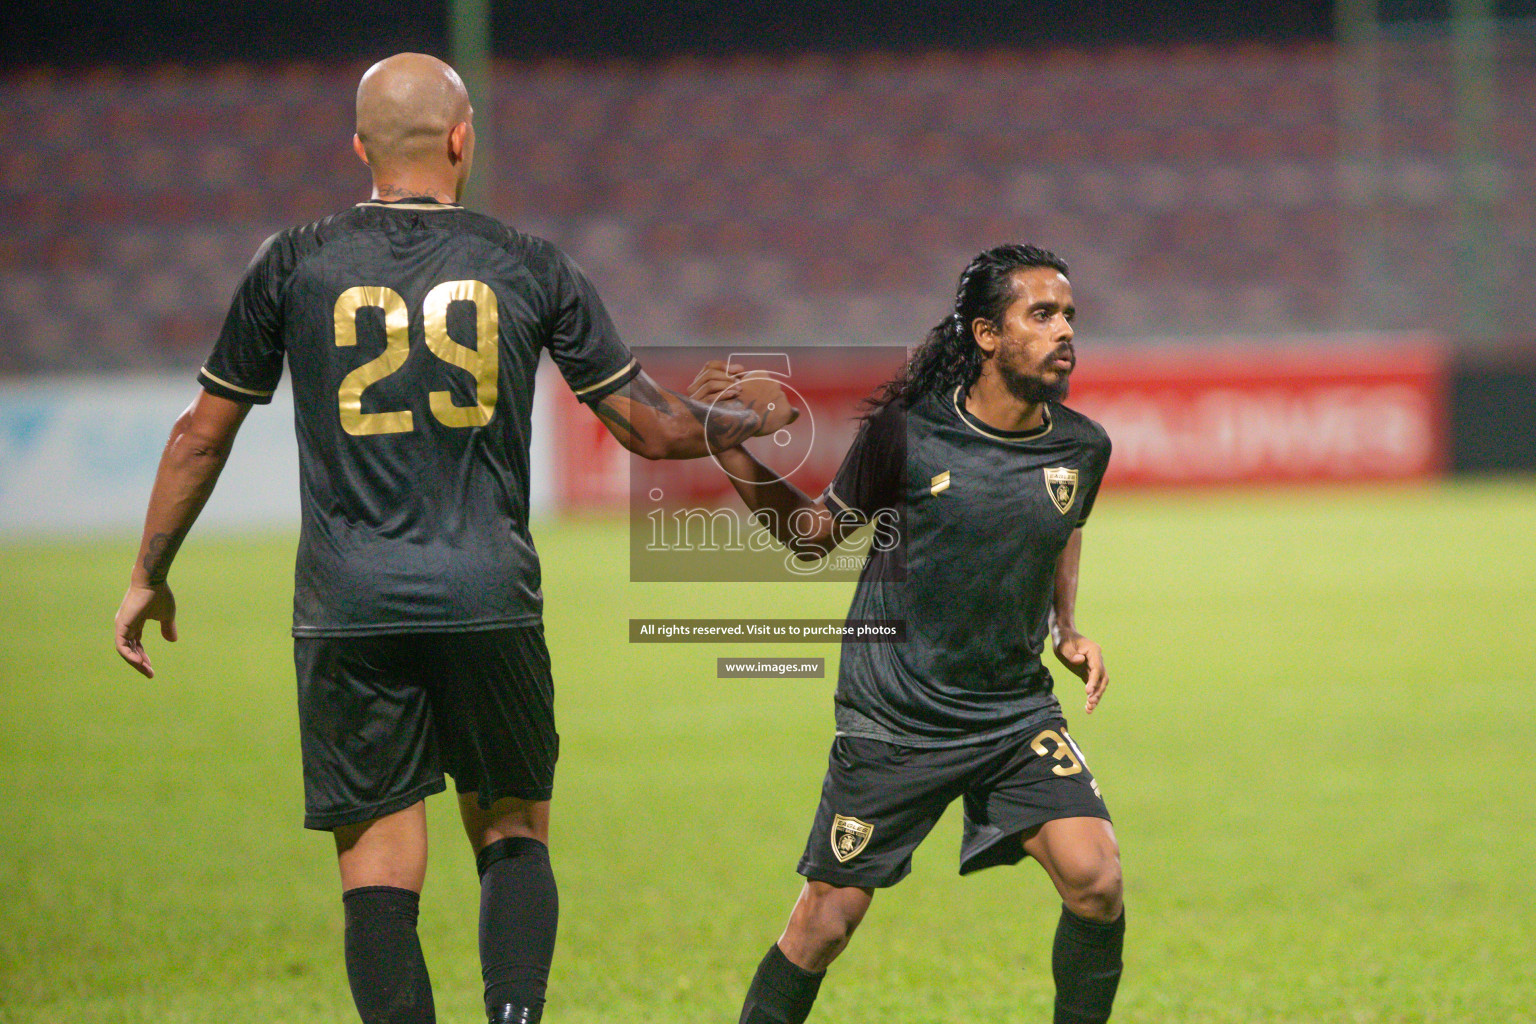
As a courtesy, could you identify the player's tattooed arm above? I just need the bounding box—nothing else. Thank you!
[140,528,189,586]
[128,393,248,587]
[1050,527,1109,713]
[115,391,251,679]
[592,369,794,460]
[688,360,879,559]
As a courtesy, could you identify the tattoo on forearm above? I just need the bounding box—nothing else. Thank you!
[622,375,674,415]
[696,403,761,449]
[141,529,187,585]
[678,385,762,448]
[606,373,764,452]
[648,375,763,447]
[594,400,639,441]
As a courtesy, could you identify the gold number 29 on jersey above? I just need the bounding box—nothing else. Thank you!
[333,280,499,436]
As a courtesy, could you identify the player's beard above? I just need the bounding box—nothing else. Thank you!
[998,350,1071,404]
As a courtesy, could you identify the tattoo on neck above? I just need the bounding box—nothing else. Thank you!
[375,183,450,202]
[142,529,186,585]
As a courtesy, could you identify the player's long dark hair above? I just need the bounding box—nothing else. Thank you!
[867,243,1069,413]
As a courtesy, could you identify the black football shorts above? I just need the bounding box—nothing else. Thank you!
[293,625,557,830]
[798,720,1111,888]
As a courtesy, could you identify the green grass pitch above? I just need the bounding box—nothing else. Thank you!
[2,479,1534,1024]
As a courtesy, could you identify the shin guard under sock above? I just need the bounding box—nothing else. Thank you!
[739,943,825,1024]
[342,885,435,1024]
[477,837,558,1022]
[1051,904,1125,1024]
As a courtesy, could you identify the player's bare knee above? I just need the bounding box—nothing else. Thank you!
[807,907,859,952]
[462,794,549,849]
[1062,857,1123,922]
[783,915,855,967]
[786,883,869,960]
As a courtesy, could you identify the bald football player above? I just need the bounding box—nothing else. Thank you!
[115,53,793,1024]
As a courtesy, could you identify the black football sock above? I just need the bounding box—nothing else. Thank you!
[477,837,558,1023]
[739,942,826,1024]
[342,885,436,1024]
[1051,904,1125,1024]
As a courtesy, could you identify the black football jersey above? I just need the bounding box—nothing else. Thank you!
[824,386,1112,747]
[198,200,639,636]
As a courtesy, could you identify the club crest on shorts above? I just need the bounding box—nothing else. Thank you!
[1044,467,1079,515]
[830,814,874,863]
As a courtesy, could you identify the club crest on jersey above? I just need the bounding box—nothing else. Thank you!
[830,814,874,862]
[1044,467,1080,515]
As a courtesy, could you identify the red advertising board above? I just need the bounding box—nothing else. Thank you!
[1066,342,1447,486]
[552,340,1448,509]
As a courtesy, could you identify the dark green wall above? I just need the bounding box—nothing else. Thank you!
[1450,353,1536,473]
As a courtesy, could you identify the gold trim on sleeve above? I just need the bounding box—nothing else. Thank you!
[824,485,856,512]
[572,359,638,397]
[199,367,274,398]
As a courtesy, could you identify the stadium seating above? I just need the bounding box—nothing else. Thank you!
[3,35,1533,374]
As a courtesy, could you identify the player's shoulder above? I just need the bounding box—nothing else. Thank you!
[455,214,580,284]
[855,392,923,450]
[444,208,542,257]
[275,204,523,252]
[1052,401,1112,454]
[897,387,951,430]
[505,227,571,279]
[253,207,366,270]
[294,206,373,245]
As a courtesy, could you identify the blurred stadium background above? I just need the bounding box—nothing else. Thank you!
[3,4,1536,1023]
[2,0,1535,530]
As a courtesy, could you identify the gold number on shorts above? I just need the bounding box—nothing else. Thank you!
[423,279,499,428]
[334,286,414,436]
[333,280,500,434]
[1031,728,1084,777]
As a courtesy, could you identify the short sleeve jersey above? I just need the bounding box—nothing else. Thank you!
[198,201,640,636]
[823,385,1112,748]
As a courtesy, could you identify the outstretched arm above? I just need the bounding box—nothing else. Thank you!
[114,390,250,678]
[687,360,864,560]
[709,446,861,560]
[1050,527,1109,713]
[591,369,796,460]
